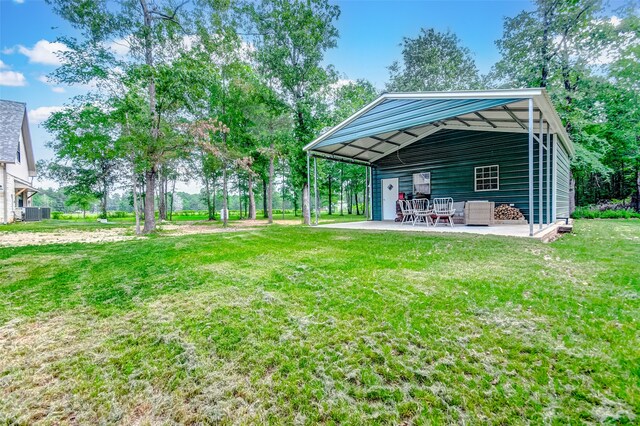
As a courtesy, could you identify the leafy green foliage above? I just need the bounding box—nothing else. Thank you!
[42,102,122,218]
[493,1,640,209]
[387,28,482,91]
[573,205,640,219]
[250,0,340,190]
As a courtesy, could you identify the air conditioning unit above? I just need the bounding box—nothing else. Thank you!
[24,207,42,222]
[413,172,431,195]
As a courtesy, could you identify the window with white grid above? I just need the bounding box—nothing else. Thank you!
[474,165,499,191]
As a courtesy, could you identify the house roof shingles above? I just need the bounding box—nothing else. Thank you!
[0,99,27,163]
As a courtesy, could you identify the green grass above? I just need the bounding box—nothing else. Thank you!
[0,212,366,233]
[0,220,638,424]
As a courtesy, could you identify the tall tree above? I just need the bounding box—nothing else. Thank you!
[493,0,604,89]
[387,28,482,91]
[493,1,639,209]
[326,79,378,215]
[43,102,121,218]
[250,0,340,225]
[47,0,190,233]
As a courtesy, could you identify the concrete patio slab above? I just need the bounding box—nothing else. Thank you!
[316,220,567,241]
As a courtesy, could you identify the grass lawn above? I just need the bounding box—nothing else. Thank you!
[0,220,638,424]
[0,213,366,233]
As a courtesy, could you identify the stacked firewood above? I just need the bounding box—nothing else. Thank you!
[494,204,525,220]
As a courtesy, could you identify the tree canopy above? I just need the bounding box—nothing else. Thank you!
[40,0,640,224]
[387,28,482,92]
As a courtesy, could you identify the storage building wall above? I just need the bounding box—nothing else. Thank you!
[371,129,561,223]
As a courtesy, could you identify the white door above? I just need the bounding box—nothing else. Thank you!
[381,178,398,220]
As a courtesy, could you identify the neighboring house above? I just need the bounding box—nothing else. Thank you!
[0,100,37,224]
[304,88,574,236]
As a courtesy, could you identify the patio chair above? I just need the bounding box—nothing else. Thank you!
[412,199,433,226]
[398,199,413,224]
[432,197,456,227]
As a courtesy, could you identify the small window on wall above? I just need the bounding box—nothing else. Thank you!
[475,165,499,191]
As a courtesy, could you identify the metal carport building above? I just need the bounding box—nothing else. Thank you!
[304,88,574,236]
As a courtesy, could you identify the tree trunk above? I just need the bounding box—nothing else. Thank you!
[143,168,156,233]
[248,172,256,220]
[540,5,551,87]
[132,169,141,235]
[204,173,213,220]
[238,174,243,220]
[140,0,158,233]
[212,181,217,220]
[340,164,343,215]
[302,182,310,225]
[328,175,332,215]
[281,166,286,220]
[222,167,228,227]
[158,171,166,221]
[635,162,640,213]
[101,180,108,219]
[268,153,274,224]
[355,192,360,215]
[169,178,176,221]
[570,174,576,215]
[262,177,268,218]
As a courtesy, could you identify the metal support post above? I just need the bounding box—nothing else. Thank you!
[528,98,534,236]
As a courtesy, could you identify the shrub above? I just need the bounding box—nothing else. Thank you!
[572,206,640,219]
[109,211,128,218]
[51,211,63,220]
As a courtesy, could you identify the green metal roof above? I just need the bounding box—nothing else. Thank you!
[314,98,518,149]
[304,89,574,165]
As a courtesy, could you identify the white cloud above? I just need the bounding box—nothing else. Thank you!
[2,47,15,54]
[18,39,70,65]
[330,78,355,91]
[13,0,25,4]
[0,60,7,69]
[108,37,131,58]
[36,74,65,92]
[0,71,27,86]
[28,106,64,124]
[610,16,622,27]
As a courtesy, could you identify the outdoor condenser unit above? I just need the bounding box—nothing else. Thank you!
[40,207,51,220]
[24,207,42,222]
[413,172,431,194]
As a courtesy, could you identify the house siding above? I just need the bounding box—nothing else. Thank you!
[1,165,17,223]
[0,164,5,223]
[6,132,30,182]
[372,129,557,223]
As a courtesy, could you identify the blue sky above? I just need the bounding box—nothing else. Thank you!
[0,0,624,189]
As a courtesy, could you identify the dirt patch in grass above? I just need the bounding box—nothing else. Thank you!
[0,228,141,247]
[159,223,260,236]
[0,223,264,247]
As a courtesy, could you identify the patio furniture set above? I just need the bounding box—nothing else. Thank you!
[398,197,456,227]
